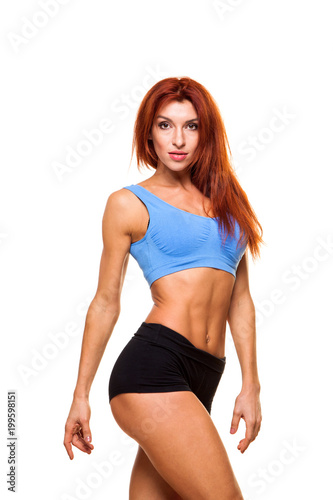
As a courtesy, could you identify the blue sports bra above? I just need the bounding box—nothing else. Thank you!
[124,184,247,288]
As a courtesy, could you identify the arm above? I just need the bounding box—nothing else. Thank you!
[63,189,134,460]
[227,249,262,453]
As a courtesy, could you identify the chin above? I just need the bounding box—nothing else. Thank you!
[162,158,191,171]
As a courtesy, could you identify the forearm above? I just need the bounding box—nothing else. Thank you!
[73,298,120,399]
[227,296,260,389]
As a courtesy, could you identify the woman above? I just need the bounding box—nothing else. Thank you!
[64,77,264,500]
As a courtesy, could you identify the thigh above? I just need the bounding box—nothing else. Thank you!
[129,445,182,500]
[110,391,243,500]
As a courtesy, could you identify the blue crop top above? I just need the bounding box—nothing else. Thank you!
[124,184,247,288]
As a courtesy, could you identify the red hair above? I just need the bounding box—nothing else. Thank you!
[130,77,264,260]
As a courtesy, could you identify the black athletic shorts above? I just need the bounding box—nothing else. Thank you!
[108,322,226,415]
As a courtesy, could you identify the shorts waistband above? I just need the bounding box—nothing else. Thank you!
[134,322,226,373]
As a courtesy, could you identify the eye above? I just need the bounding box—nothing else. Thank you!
[187,123,198,130]
[158,122,170,130]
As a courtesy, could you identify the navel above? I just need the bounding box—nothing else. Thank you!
[206,334,210,343]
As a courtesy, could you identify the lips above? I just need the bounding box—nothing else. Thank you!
[168,152,188,161]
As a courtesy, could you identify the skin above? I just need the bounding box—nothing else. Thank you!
[64,99,262,499]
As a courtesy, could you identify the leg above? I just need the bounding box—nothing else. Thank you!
[110,391,244,500]
[129,445,182,499]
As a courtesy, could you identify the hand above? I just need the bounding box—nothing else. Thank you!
[64,396,94,460]
[230,385,262,453]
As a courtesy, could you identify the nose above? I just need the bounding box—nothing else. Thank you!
[172,126,186,149]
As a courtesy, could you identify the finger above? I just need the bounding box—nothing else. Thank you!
[230,411,241,434]
[63,429,74,460]
[81,422,93,446]
[237,438,249,453]
[75,428,94,451]
[72,433,94,454]
[74,430,94,452]
[249,411,262,443]
[238,420,256,453]
[78,437,94,451]
[64,441,74,460]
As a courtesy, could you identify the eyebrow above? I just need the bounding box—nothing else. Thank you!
[156,115,198,124]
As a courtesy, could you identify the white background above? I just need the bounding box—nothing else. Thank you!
[1,0,332,498]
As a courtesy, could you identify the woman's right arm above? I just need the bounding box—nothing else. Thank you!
[63,189,134,460]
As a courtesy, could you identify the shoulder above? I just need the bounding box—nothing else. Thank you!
[102,188,139,235]
[104,187,139,214]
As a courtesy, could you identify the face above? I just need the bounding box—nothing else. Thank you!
[148,99,199,174]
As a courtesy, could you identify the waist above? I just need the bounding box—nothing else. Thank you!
[134,322,226,373]
[145,305,228,358]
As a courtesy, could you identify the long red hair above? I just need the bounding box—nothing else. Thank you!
[130,77,264,260]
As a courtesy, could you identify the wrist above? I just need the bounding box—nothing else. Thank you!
[241,380,261,392]
[73,388,90,400]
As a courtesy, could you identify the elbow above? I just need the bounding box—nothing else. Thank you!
[90,293,121,318]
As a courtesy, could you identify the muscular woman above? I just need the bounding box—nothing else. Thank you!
[64,77,264,500]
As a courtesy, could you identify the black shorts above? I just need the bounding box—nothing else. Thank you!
[108,322,226,414]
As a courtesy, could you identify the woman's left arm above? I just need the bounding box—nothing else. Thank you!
[227,249,262,453]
